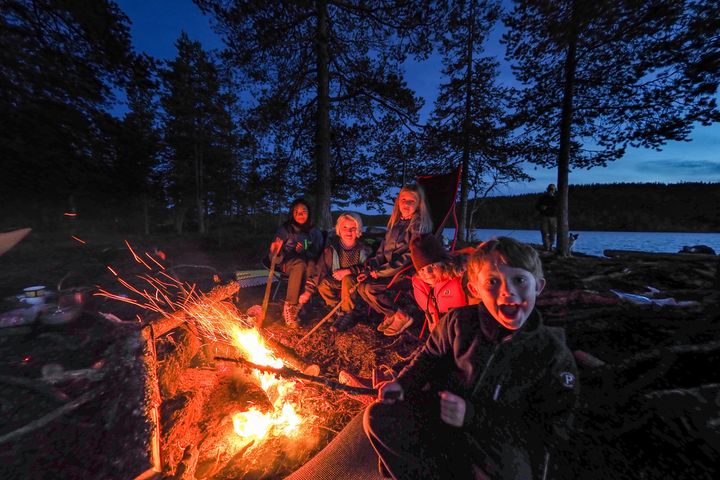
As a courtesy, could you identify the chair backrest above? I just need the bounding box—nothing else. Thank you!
[416,165,462,250]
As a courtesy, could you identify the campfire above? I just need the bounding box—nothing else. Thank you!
[98,243,330,479]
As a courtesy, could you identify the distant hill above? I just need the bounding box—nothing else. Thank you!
[470,182,720,232]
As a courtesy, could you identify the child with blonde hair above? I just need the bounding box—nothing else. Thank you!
[356,184,433,335]
[299,213,371,331]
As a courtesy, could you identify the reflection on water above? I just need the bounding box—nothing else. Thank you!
[444,229,720,258]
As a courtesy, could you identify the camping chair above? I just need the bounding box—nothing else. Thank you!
[417,164,462,250]
[388,163,462,293]
[260,255,285,301]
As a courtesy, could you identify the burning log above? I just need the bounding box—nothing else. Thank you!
[262,334,320,375]
[215,356,377,396]
[171,445,199,480]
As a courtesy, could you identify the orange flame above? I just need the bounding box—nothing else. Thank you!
[99,241,306,447]
[229,326,303,441]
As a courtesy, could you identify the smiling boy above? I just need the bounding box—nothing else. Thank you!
[364,237,578,479]
[300,213,371,331]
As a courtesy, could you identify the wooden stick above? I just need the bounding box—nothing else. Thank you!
[258,250,281,328]
[0,374,69,402]
[296,281,362,345]
[0,389,97,445]
[215,356,377,396]
[295,301,343,345]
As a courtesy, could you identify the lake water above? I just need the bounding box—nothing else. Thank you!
[444,229,720,258]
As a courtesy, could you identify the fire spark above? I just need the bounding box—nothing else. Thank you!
[97,242,311,465]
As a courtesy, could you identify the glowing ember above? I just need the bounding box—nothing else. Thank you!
[99,241,306,448]
[230,326,302,440]
[233,408,271,439]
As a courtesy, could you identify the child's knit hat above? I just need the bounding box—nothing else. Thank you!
[410,233,449,271]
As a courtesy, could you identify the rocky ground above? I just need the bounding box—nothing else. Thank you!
[1,232,718,479]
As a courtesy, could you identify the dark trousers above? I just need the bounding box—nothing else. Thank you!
[356,277,395,317]
[317,275,358,313]
[363,394,473,480]
[281,257,313,304]
[363,395,533,480]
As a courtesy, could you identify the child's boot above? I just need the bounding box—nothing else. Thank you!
[283,302,300,327]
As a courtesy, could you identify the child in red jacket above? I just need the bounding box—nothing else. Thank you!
[406,233,468,335]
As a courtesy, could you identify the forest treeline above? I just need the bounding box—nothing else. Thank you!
[1,1,718,253]
[464,182,720,232]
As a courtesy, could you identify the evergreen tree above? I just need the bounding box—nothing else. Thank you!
[504,0,720,256]
[114,55,161,234]
[159,33,240,234]
[424,0,530,240]
[0,0,134,226]
[195,0,432,229]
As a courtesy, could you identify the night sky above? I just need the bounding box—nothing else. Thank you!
[115,0,720,199]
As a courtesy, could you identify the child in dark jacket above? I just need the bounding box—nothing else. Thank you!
[299,213,371,331]
[364,237,579,479]
[269,198,324,326]
[357,184,433,335]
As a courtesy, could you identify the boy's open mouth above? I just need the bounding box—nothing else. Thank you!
[499,304,520,318]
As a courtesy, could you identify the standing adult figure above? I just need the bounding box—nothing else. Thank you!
[535,183,558,251]
[269,198,324,326]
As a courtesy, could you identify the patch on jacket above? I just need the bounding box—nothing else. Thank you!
[560,372,576,388]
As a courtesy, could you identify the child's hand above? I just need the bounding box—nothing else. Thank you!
[369,270,379,279]
[438,391,466,427]
[332,268,350,281]
[298,292,311,305]
[270,239,283,256]
[378,381,404,404]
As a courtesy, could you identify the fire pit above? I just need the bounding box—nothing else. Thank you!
[99,244,353,479]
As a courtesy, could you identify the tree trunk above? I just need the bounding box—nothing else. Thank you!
[556,2,578,258]
[314,0,333,231]
[458,1,476,243]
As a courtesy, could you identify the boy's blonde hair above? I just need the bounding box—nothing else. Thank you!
[388,184,433,234]
[335,212,363,237]
[468,237,544,283]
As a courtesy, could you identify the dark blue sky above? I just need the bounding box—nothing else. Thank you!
[116,0,720,197]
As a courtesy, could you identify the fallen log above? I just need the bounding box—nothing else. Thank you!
[603,249,718,262]
[0,389,98,445]
[0,374,69,402]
